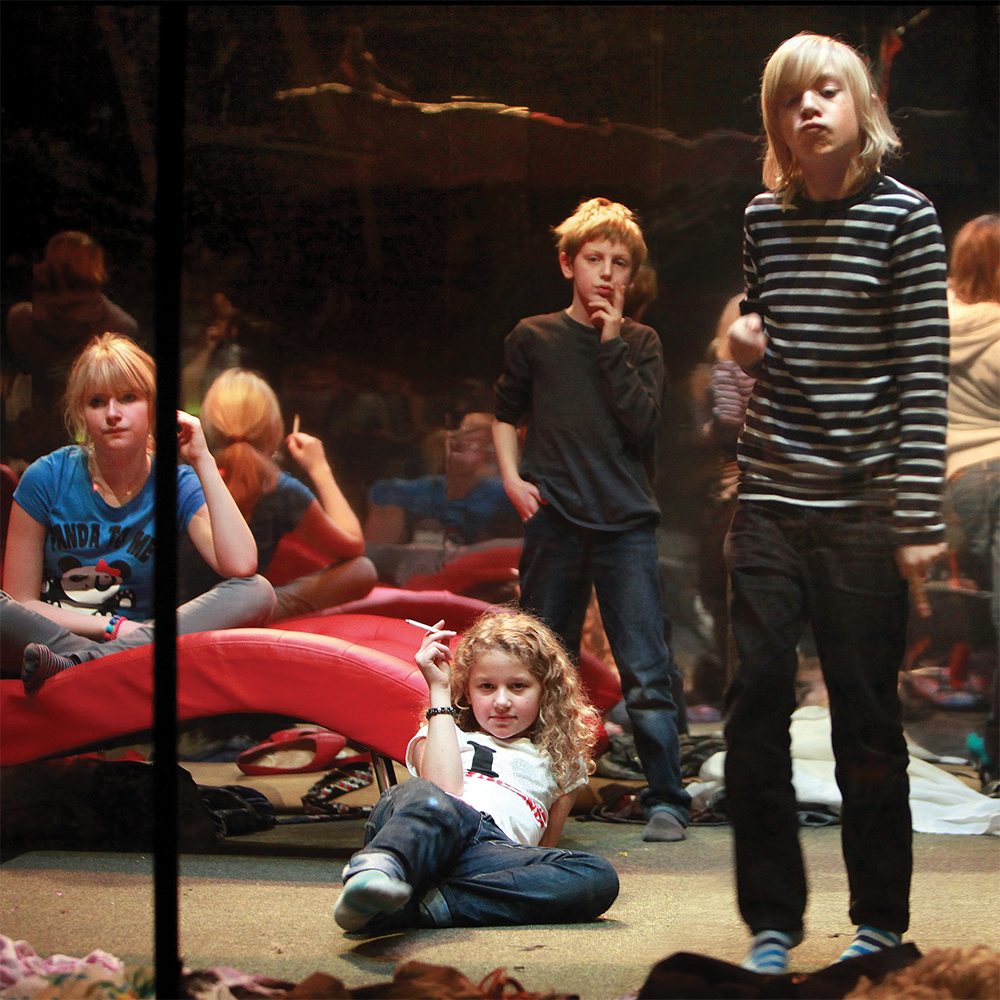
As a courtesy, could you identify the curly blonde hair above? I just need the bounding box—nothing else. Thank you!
[449,609,600,791]
[844,945,999,999]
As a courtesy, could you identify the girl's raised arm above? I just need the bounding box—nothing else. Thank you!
[285,431,365,558]
[411,624,464,795]
[179,410,258,577]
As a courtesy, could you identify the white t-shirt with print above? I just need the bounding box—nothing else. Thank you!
[406,727,588,846]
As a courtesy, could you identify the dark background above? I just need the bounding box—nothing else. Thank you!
[3,4,998,500]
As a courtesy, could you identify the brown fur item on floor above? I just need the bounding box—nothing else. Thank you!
[845,946,1000,999]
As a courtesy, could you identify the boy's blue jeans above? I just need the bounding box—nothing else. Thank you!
[518,505,691,823]
[724,501,912,936]
[340,778,620,928]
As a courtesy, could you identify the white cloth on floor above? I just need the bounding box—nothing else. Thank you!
[688,705,1000,836]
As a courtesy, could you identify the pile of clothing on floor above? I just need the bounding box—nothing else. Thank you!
[4,936,998,999]
[0,941,574,999]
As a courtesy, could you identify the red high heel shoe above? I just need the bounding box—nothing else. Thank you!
[237,731,351,775]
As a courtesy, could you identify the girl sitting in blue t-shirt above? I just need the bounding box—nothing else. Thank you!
[1,333,275,694]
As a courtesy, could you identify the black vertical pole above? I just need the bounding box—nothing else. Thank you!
[153,6,186,998]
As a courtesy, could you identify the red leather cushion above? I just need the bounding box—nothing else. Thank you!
[279,588,623,713]
[278,586,491,632]
[0,627,427,766]
[275,612,439,662]
[405,543,521,593]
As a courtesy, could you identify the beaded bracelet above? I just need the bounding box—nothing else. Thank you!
[104,614,124,642]
[425,706,459,720]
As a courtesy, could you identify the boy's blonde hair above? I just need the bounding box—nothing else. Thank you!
[949,215,1000,305]
[761,32,900,204]
[63,333,156,446]
[553,197,647,274]
[200,368,283,518]
[450,609,600,790]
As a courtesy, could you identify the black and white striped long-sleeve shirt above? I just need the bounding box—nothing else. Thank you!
[738,173,949,544]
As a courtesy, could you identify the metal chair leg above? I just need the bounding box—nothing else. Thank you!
[371,752,397,793]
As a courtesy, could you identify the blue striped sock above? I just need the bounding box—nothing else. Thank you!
[837,926,901,962]
[334,870,412,932]
[742,929,801,974]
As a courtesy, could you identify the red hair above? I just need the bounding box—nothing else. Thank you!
[949,215,1000,305]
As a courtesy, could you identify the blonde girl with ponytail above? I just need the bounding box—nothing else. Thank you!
[189,369,376,620]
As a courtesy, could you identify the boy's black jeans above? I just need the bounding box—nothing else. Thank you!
[724,501,912,936]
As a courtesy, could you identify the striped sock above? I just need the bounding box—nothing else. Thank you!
[742,929,801,974]
[22,644,77,695]
[334,869,412,932]
[837,926,901,962]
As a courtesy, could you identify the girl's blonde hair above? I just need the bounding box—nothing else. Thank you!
[553,197,647,276]
[200,369,284,519]
[450,609,600,790]
[63,333,156,447]
[949,215,1000,305]
[761,32,900,204]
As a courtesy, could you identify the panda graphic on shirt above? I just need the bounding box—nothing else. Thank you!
[40,554,137,616]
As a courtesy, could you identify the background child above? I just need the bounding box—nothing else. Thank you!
[724,33,950,973]
[492,197,690,842]
[333,610,619,933]
[4,231,140,468]
[944,215,1000,793]
[178,368,376,620]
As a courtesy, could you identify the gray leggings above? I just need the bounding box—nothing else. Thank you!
[0,575,276,666]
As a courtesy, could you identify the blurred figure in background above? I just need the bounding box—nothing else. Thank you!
[944,214,1000,793]
[178,368,375,621]
[4,232,139,468]
[695,292,756,705]
[365,413,519,549]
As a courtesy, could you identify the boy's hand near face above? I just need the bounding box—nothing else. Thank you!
[728,312,767,376]
[590,281,626,342]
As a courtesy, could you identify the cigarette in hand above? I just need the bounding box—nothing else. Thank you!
[406,619,445,633]
[292,414,300,435]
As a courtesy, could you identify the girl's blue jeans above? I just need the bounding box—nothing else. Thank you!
[724,501,913,936]
[341,778,619,928]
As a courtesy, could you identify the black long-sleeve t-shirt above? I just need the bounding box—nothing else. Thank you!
[494,310,664,531]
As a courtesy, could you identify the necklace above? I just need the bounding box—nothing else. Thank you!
[88,451,150,505]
